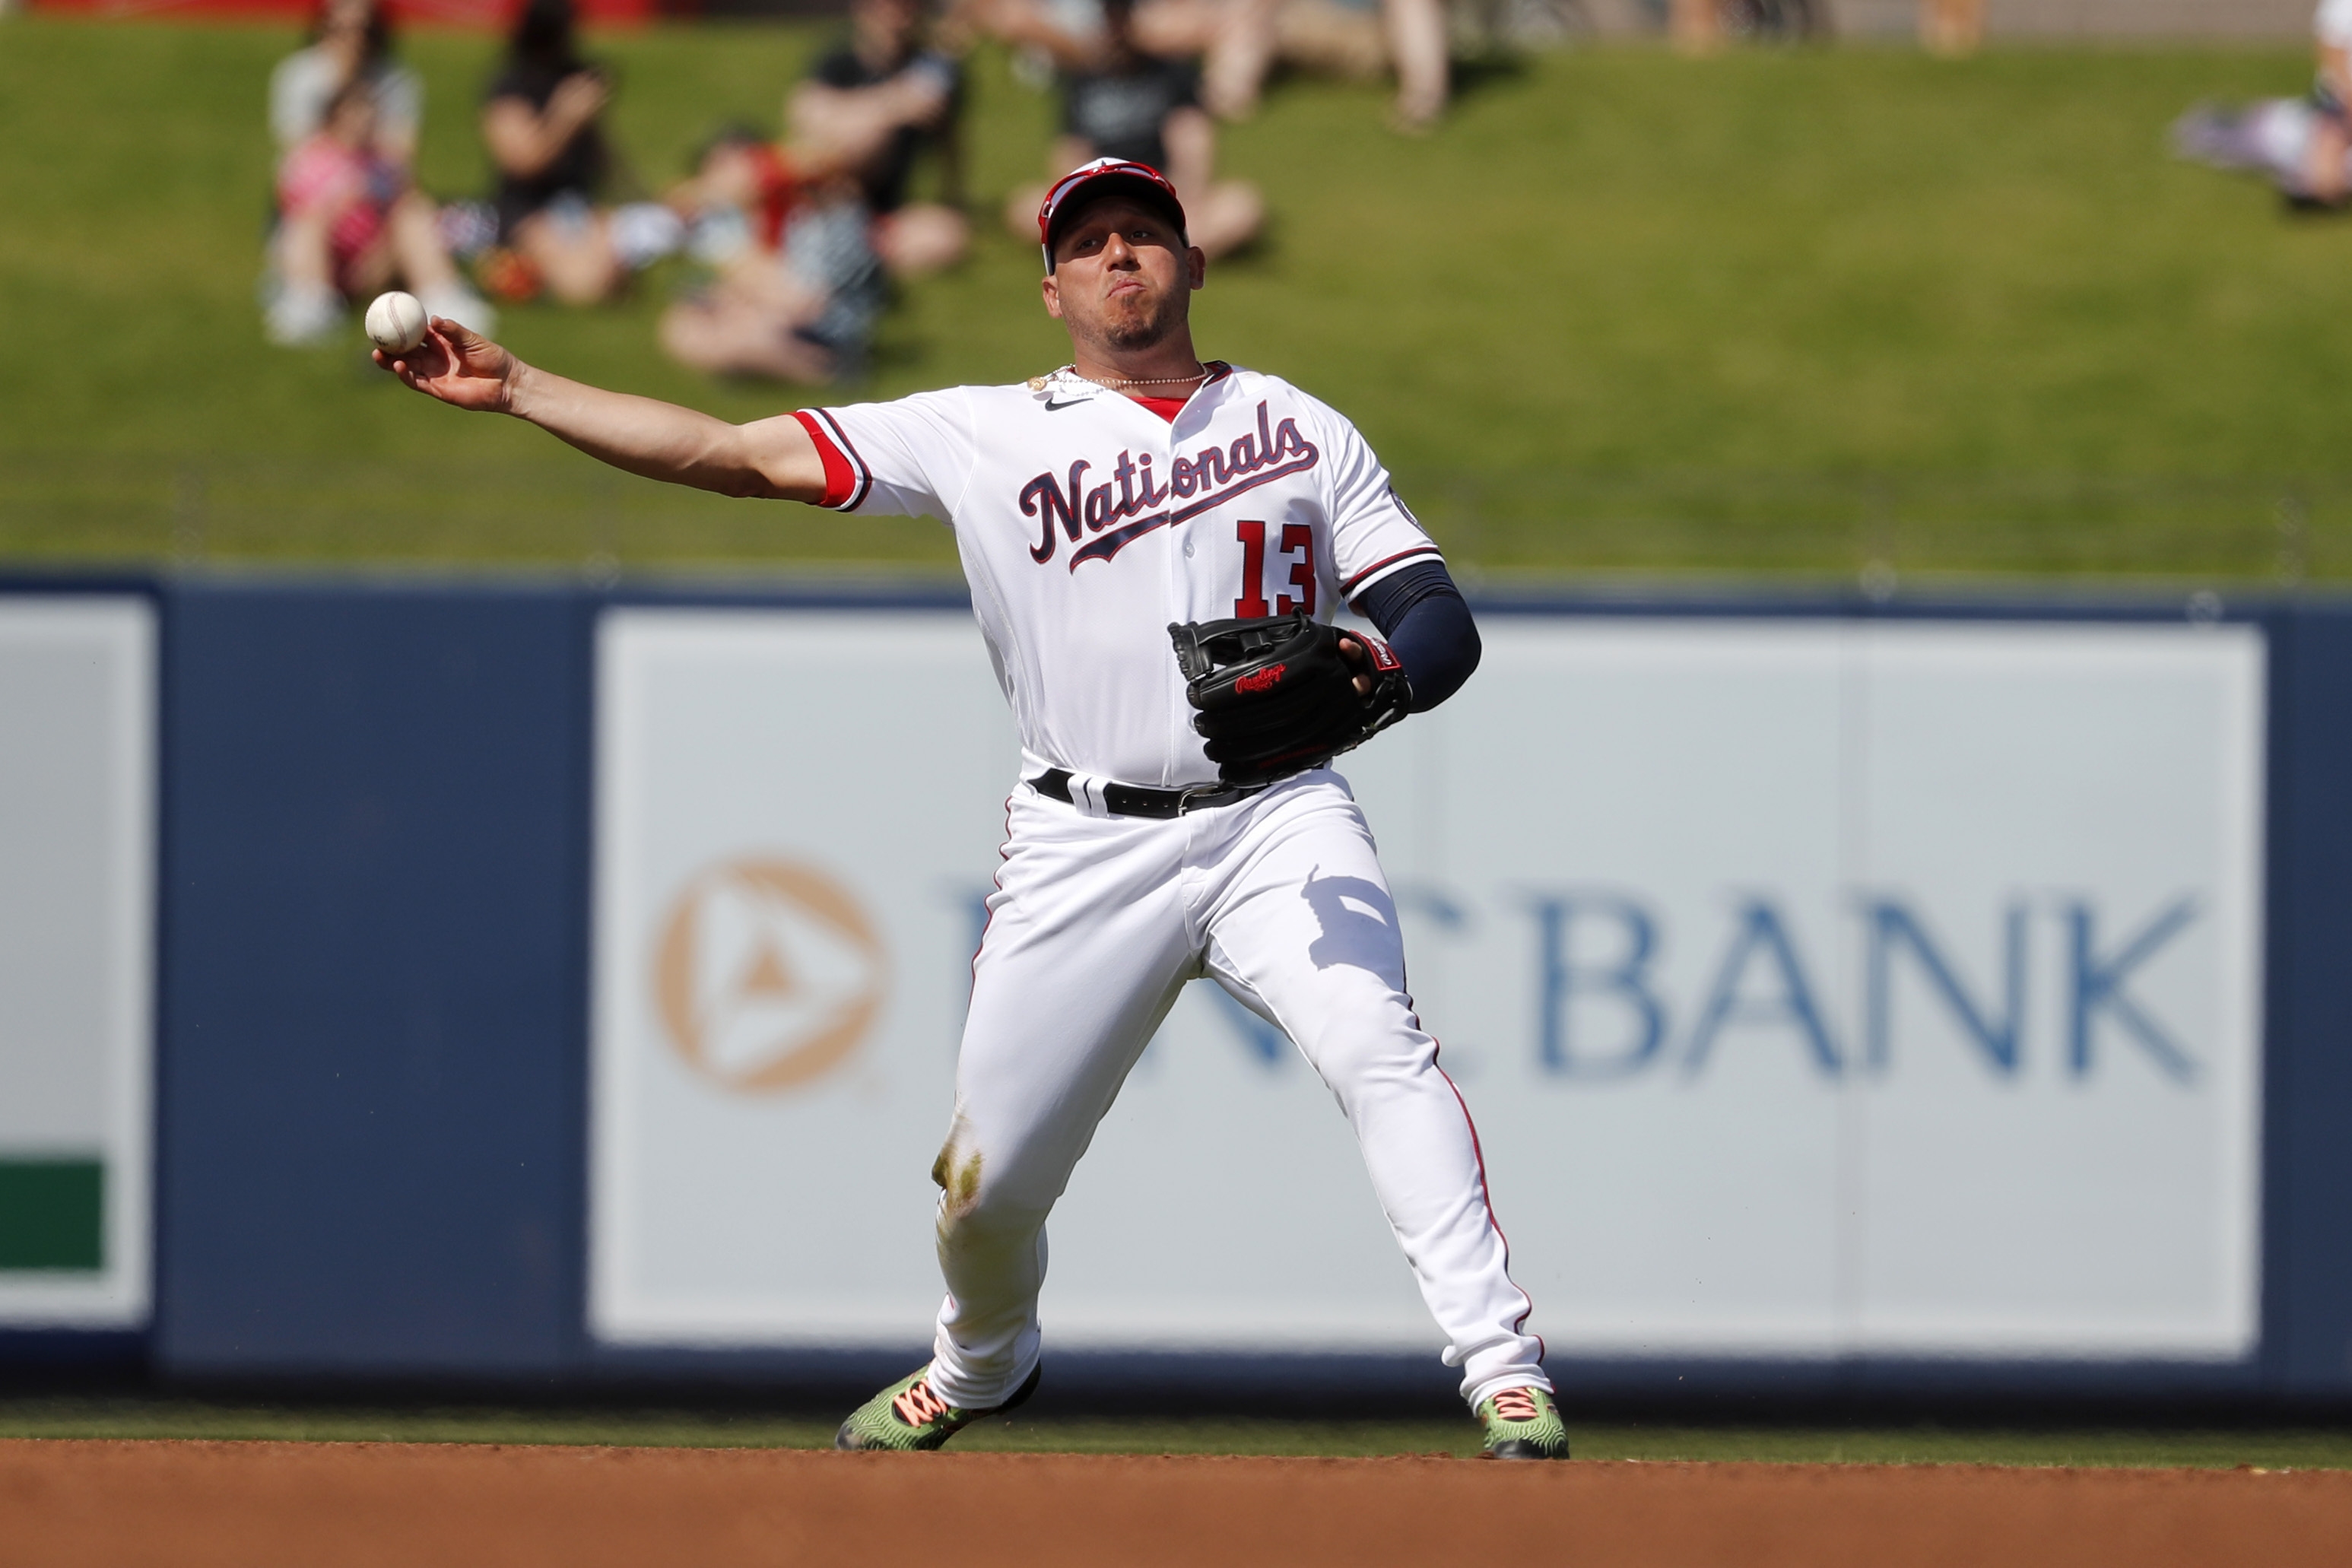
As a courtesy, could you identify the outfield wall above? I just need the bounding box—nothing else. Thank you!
[2,574,2350,1405]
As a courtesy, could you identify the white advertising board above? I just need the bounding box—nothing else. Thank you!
[592,609,2264,1362]
[0,597,155,1327]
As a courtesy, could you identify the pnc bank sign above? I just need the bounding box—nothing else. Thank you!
[593,610,2265,1360]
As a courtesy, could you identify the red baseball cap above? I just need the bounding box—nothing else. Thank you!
[1037,157,1189,271]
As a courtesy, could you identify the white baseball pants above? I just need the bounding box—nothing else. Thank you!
[922,770,1548,1413]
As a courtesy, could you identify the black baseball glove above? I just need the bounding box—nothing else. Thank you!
[1169,611,1414,788]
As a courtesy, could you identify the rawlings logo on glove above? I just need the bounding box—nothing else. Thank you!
[1168,612,1414,788]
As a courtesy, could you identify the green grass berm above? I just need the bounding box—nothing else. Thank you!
[5,17,2351,582]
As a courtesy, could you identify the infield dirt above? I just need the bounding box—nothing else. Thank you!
[2,1438,2347,1566]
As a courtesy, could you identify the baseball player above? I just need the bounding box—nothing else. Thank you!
[376,157,1564,1460]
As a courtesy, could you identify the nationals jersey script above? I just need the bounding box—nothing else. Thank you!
[795,363,1441,789]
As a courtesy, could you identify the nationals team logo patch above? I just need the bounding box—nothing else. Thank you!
[652,857,888,1093]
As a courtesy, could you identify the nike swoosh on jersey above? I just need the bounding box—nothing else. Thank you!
[1043,398,1087,411]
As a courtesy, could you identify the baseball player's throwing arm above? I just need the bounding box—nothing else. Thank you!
[375,317,830,505]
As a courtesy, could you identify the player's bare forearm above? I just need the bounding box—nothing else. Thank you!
[378,319,827,504]
[505,363,824,503]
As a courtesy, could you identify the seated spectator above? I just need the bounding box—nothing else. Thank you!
[1674,0,1830,51]
[268,79,493,345]
[1917,0,1982,56]
[986,0,1262,258]
[1091,0,1446,131]
[1185,0,1439,129]
[2173,97,2332,198]
[2173,1,2352,209]
[265,0,491,344]
[481,0,629,303]
[2309,0,2352,203]
[790,0,970,279]
[271,0,421,165]
[657,131,885,383]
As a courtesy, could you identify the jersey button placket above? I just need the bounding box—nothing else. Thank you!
[1158,424,1192,790]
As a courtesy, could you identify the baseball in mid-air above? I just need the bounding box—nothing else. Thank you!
[364,290,428,355]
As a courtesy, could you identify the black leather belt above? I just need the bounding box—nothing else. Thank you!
[1028,768,1265,819]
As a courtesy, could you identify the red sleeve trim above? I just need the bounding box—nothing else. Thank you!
[811,408,875,510]
[792,410,855,509]
[1341,544,1443,596]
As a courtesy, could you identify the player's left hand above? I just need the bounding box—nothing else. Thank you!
[373,319,519,414]
[1172,614,1412,788]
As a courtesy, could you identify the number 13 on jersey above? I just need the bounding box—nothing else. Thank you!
[1233,520,1316,619]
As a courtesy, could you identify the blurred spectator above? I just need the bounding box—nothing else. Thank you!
[268,78,494,345]
[2309,0,2352,203]
[657,131,884,383]
[985,0,1438,128]
[655,0,974,389]
[1919,0,1982,56]
[1667,0,1715,51]
[481,0,640,303]
[1671,0,1825,52]
[2173,97,2330,202]
[790,0,970,278]
[2172,2,2352,209]
[271,0,421,165]
[1173,0,1447,130]
[264,0,491,345]
[1030,0,1444,131]
[986,0,1263,257]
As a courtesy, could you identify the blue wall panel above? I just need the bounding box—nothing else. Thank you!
[2262,605,2352,1397]
[155,582,588,1377]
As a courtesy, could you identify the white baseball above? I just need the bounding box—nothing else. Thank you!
[364,290,429,355]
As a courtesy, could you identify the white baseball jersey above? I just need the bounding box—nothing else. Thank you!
[796,363,1441,788]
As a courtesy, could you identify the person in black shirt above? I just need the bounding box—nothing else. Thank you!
[984,0,1262,258]
[481,0,624,303]
[1062,37,1198,170]
[789,0,970,278]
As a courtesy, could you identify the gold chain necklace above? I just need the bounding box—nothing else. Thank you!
[1030,363,1214,392]
[1086,366,1210,389]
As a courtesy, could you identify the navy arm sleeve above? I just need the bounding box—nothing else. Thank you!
[1351,559,1481,713]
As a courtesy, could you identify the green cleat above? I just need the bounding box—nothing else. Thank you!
[833,1362,1042,1452]
[1477,1385,1570,1460]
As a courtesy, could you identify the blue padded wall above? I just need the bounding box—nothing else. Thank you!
[72,579,2352,1400]
[2262,604,2352,1396]
[154,581,589,1377]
